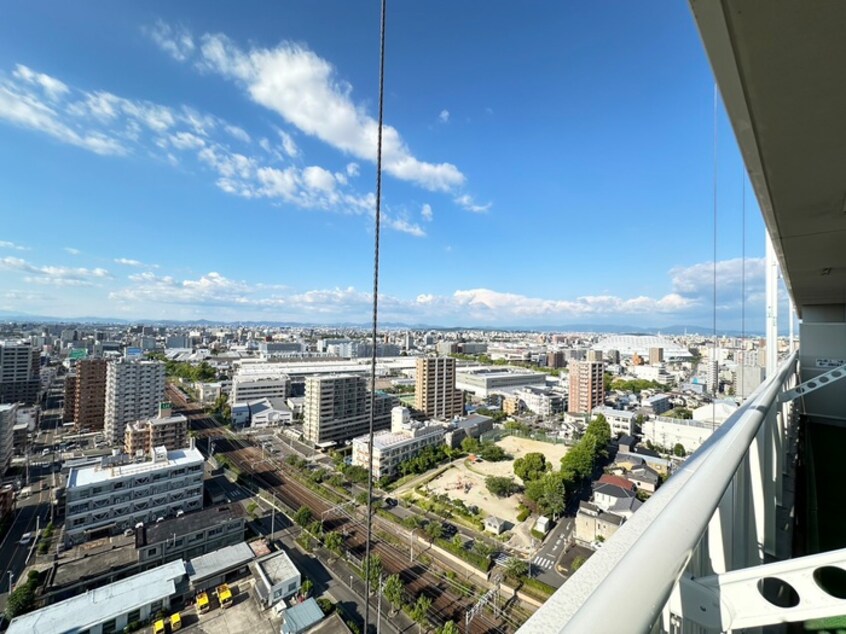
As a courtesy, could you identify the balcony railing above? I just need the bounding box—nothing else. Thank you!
[519,351,800,633]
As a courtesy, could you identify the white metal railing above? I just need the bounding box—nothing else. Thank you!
[518,351,799,634]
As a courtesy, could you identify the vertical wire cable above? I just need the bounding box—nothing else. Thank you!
[740,164,746,397]
[712,84,718,424]
[364,0,387,629]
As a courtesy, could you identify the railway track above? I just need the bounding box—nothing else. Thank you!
[167,385,515,633]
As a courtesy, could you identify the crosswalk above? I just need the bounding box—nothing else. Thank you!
[532,555,555,570]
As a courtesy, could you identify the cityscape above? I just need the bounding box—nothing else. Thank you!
[0,2,842,634]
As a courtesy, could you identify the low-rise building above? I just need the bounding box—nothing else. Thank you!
[456,366,547,398]
[592,406,636,436]
[641,416,720,455]
[252,550,301,608]
[574,501,624,546]
[351,406,445,479]
[514,386,564,417]
[7,560,187,634]
[641,393,672,416]
[124,404,188,456]
[64,444,204,546]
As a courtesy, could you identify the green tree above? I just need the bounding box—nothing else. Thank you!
[673,443,687,457]
[410,594,432,633]
[504,556,529,579]
[425,520,443,542]
[300,578,313,597]
[460,436,480,454]
[478,442,508,462]
[324,530,344,555]
[571,555,587,572]
[293,505,313,527]
[485,476,520,498]
[364,554,382,590]
[437,622,460,634]
[383,574,406,614]
[513,452,547,482]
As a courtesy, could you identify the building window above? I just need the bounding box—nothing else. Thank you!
[102,619,117,634]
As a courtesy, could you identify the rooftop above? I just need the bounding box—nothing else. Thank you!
[144,504,244,545]
[67,446,203,489]
[186,541,254,582]
[258,549,299,584]
[8,560,185,634]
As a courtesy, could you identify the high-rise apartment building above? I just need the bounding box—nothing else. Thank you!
[104,360,165,445]
[415,357,464,420]
[0,404,16,476]
[0,341,40,405]
[568,360,605,414]
[649,347,664,365]
[63,373,77,423]
[303,374,395,445]
[547,351,566,369]
[74,359,108,430]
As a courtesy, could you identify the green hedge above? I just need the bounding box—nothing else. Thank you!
[435,537,491,571]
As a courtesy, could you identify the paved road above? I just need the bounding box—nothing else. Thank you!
[530,516,574,588]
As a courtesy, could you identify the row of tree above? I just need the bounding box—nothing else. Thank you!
[520,414,612,517]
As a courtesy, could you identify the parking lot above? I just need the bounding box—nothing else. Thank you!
[182,579,278,634]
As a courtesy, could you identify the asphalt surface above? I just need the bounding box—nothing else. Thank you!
[529,516,574,588]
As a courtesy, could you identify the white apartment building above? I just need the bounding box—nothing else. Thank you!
[351,406,446,479]
[641,417,719,455]
[592,406,636,436]
[104,360,166,445]
[303,374,395,445]
[514,387,564,417]
[631,365,672,384]
[0,404,16,476]
[231,371,290,403]
[64,444,204,546]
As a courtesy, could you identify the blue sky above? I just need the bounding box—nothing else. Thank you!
[0,2,773,328]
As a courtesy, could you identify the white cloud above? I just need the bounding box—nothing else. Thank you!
[454,194,491,213]
[145,21,195,62]
[302,165,335,192]
[278,129,299,157]
[13,64,69,100]
[383,215,426,238]
[64,247,81,256]
[421,204,433,222]
[0,256,110,285]
[438,109,450,123]
[150,28,465,192]
[0,62,427,238]
[114,257,158,268]
[0,240,27,251]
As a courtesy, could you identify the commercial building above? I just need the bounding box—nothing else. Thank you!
[648,347,664,365]
[568,360,605,414]
[0,340,40,405]
[416,357,464,419]
[351,406,446,479]
[734,365,767,399]
[231,397,293,428]
[104,360,166,445]
[7,560,187,634]
[455,366,546,399]
[64,444,204,545]
[231,370,291,403]
[124,404,188,456]
[303,374,395,445]
[0,404,16,476]
[547,351,566,369]
[73,359,108,430]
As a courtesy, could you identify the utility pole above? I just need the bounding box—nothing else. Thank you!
[377,574,383,634]
[271,506,275,540]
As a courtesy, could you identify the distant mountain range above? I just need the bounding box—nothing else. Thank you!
[0,309,773,336]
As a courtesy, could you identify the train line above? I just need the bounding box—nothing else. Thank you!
[166,385,515,633]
